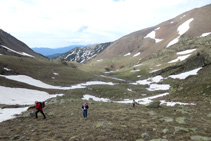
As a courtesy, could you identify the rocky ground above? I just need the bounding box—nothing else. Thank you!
[0,94,211,141]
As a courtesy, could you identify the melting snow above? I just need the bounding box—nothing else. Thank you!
[82,94,111,102]
[127,88,133,92]
[168,54,191,63]
[150,69,161,73]
[133,64,143,67]
[133,52,141,57]
[200,32,211,37]
[144,27,163,43]
[0,86,63,122]
[0,86,63,105]
[130,69,140,72]
[0,75,116,90]
[167,18,194,48]
[53,72,59,75]
[115,93,195,106]
[124,53,131,56]
[169,67,202,79]
[4,67,12,71]
[177,49,196,55]
[97,59,103,62]
[147,84,170,91]
[0,107,29,122]
[0,45,34,58]
[132,75,164,85]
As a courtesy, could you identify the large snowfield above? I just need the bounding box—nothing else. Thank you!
[0,66,202,122]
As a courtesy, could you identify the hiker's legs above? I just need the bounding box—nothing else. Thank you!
[84,110,87,118]
[83,110,85,118]
[40,110,46,119]
[83,110,88,118]
[35,110,39,118]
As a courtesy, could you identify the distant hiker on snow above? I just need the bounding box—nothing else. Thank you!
[82,102,89,118]
[35,101,46,119]
[132,99,136,107]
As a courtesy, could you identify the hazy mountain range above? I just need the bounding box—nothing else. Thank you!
[31,45,89,59]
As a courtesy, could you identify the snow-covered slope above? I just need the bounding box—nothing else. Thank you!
[58,42,112,63]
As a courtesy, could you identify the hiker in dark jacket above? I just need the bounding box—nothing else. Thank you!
[82,102,89,118]
[35,101,46,119]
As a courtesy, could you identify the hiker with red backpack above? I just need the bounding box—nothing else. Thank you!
[35,101,46,119]
[82,102,89,118]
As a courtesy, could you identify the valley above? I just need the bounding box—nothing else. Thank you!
[0,4,211,141]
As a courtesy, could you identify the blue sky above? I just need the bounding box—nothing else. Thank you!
[0,0,210,48]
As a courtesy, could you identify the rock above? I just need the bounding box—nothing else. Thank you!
[189,128,199,133]
[141,133,150,138]
[149,139,168,141]
[175,117,189,124]
[146,101,161,108]
[174,127,189,132]
[162,129,169,134]
[22,111,34,117]
[176,109,190,114]
[121,125,127,128]
[190,135,211,140]
[148,111,157,116]
[136,139,144,141]
[95,122,107,128]
[159,117,174,122]
[207,113,211,118]
[47,112,55,116]
[11,135,20,140]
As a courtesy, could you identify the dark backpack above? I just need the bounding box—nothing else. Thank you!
[40,101,45,108]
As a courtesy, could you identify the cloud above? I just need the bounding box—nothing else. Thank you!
[0,0,210,48]
[77,26,88,32]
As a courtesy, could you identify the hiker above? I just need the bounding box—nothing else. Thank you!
[132,99,136,107]
[82,102,89,118]
[35,101,46,119]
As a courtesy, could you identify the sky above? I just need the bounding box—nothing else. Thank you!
[0,0,210,48]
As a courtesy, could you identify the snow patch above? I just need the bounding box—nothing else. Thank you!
[0,86,63,105]
[130,69,140,72]
[177,49,196,55]
[168,54,191,63]
[0,107,28,122]
[133,52,140,57]
[167,18,194,48]
[144,27,163,43]
[147,84,170,91]
[0,75,116,90]
[200,32,211,37]
[4,67,12,71]
[133,64,143,67]
[115,93,195,106]
[0,45,34,58]
[124,52,131,56]
[169,67,202,79]
[150,69,161,73]
[82,94,111,102]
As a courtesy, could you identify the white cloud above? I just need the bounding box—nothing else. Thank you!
[0,0,210,48]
